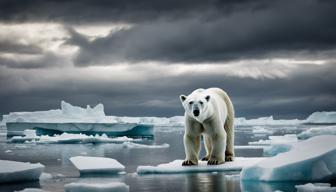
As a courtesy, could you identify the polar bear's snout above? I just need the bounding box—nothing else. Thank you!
[193,108,200,117]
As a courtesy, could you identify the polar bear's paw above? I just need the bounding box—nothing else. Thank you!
[201,156,209,161]
[225,155,234,162]
[207,159,224,165]
[182,160,197,166]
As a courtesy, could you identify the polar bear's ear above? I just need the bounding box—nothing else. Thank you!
[205,95,211,102]
[180,95,187,103]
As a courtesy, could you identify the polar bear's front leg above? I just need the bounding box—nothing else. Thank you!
[208,131,226,165]
[182,134,200,166]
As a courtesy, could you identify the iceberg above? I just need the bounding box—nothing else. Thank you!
[3,101,154,137]
[295,183,336,192]
[136,157,265,174]
[305,112,336,124]
[69,156,125,175]
[64,182,129,192]
[298,126,336,139]
[241,135,336,181]
[0,159,44,183]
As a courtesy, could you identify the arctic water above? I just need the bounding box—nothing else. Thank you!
[0,124,334,192]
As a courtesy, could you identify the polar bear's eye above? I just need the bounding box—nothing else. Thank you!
[189,101,194,105]
[199,101,203,105]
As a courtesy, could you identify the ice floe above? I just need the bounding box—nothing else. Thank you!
[70,156,125,175]
[64,182,129,192]
[298,126,336,139]
[137,157,265,174]
[241,135,336,181]
[295,183,336,192]
[0,159,44,183]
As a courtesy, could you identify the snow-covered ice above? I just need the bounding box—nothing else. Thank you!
[122,142,169,149]
[137,157,265,174]
[298,126,336,139]
[295,183,336,192]
[241,135,336,181]
[64,182,129,192]
[0,159,44,183]
[248,134,298,145]
[70,156,125,175]
[305,111,336,124]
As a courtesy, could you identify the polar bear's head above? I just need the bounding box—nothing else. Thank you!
[180,90,211,122]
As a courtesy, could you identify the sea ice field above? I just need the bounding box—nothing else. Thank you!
[0,102,336,192]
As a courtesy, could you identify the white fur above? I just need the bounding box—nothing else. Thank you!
[180,88,235,165]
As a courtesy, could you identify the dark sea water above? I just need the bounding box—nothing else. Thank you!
[0,125,327,192]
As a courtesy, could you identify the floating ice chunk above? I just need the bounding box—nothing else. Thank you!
[15,188,49,192]
[64,182,129,192]
[70,156,125,175]
[305,111,336,124]
[122,142,169,149]
[241,135,336,181]
[248,134,298,145]
[295,183,336,192]
[298,126,336,139]
[137,157,265,174]
[39,172,53,181]
[0,160,44,183]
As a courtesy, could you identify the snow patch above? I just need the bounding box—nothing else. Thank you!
[70,156,125,175]
[248,134,298,146]
[241,135,336,181]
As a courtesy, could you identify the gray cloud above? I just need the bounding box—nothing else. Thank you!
[64,0,336,65]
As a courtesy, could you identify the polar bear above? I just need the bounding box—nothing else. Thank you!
[180,88,235,166]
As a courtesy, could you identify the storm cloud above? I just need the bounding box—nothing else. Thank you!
[0,0,335,118]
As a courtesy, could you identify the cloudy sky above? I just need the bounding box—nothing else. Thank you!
[0,0,336,119]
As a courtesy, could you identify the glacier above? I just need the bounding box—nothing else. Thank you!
[0,159,44,183]
[241,135,336,181]
[305,111,336,124]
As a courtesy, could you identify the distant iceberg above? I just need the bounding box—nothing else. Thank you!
[241,135,336,181]
[305,111,336,124]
